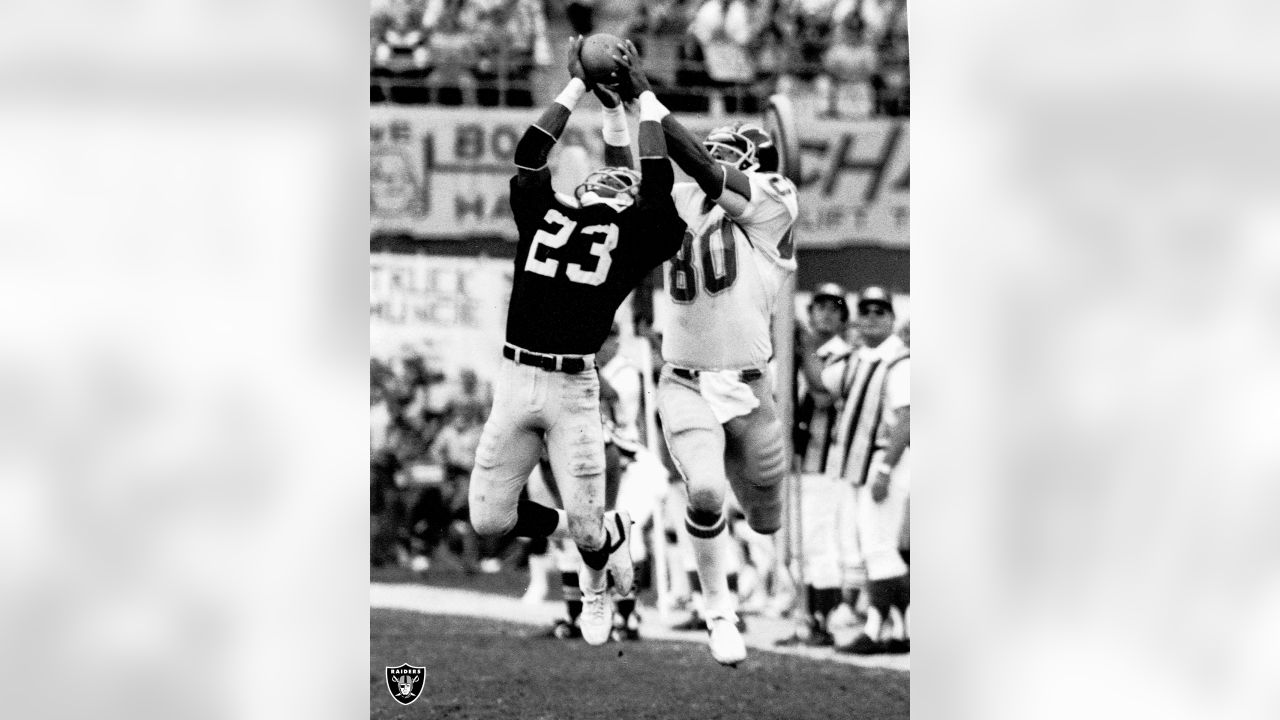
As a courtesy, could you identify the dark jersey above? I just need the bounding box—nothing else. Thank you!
[505,167,685,355]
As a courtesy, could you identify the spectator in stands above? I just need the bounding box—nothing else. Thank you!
[779,0,837,90]
[564,0,597,36]
[372,0,429,70]
[862,0,908,116]
[504,0,553,70]
[429,402,489,572]
[820,2,877,117]
[388,388,443,567]
[446,368,494,422]
[597,324,643,446]
[619,0,693,90]
[370,381,402,567]
[470,0,551,106]
[372,0,432,102]
[689,0,759,111]
[421,0,482,104]
[393,353,444,430]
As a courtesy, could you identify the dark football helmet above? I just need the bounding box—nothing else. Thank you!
[574,166,641,211]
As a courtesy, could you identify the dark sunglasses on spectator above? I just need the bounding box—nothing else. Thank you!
[858,304,891,317]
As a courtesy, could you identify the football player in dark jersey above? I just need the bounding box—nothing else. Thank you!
[469,38,685,646]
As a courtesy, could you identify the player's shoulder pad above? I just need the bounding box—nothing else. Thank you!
[671,180,701,204]
[753,171,797,197]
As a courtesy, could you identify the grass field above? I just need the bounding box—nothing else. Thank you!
[371,609,910,720]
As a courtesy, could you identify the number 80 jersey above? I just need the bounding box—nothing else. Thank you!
[662,172,799,371]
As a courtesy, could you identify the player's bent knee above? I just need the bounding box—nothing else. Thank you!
[686,484,726,514]
[747,503,782,535]
[469,506,517,538]
[566,512,605,549]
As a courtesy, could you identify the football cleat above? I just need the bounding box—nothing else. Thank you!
[671,613,707,632]
[774,627,834,648]
[610,610,642,642]
[579,592,613,646]
[706,612,748,666]
[884,637,911,654]
[543,618,581,640]
[836,633,888,655]
[603,511,635,595]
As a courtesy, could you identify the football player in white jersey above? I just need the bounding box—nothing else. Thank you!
[612,41,799,666]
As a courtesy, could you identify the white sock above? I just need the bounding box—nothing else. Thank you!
[863,606,884,641]
[689,529,735,619]
[526,553,551,587]
[887,606,906,641]
[579,564,607,594]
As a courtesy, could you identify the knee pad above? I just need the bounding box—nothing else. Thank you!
[750,435,789,490]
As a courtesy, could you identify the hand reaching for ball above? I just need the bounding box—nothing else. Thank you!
[593,84,622,109]
[611,39,651,102]
[566,35,593,88]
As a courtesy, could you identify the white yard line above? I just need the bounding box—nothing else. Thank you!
[371,582,910,672]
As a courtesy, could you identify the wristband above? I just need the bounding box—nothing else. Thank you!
[555,77,588,110]
[601,104,629,146]
[638,91,669,122]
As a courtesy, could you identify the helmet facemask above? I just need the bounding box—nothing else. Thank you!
[704,125,761,172]
[575,167,641,211]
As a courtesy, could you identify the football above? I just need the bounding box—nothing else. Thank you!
[579,33,624,87]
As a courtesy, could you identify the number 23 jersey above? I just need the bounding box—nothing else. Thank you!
[662,172,799,370]
[506,173,686,356]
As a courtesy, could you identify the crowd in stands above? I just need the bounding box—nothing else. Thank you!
[370,354,498,572]
[371,0,909,117]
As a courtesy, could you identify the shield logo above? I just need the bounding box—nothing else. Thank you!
[385,663,426,706]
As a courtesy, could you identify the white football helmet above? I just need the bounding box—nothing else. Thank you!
[704,122,776,172]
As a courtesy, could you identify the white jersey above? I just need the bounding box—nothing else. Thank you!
[662,172,799,370]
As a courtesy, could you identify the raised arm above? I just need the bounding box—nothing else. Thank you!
[613,41,672,199]
[596,86,635,169]
[514,37,592,187]
[660,113,752,216]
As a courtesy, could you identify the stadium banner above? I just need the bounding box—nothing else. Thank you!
[371,106,908,249]
[369,252,512,375]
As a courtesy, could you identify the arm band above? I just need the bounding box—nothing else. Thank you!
[638,91,670,123]
[601,104,629,147]
[554,77,587,111]
[515,81,583,170]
